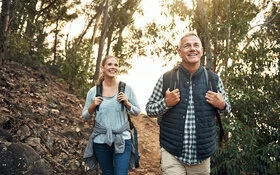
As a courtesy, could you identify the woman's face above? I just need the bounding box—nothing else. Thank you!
[102,57,119,78]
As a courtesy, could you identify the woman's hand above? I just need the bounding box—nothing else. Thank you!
[117,92,131,109]
[94,96,103,106]
[88,96,103,114]
[117,92,128,104]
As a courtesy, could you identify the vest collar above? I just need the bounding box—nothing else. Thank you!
[179,64,203,79]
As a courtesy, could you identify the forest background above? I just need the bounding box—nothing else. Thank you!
[0,0,279,174]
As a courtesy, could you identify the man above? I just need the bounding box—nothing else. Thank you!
[145,32,231,175]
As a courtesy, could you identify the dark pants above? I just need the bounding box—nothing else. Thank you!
[93,139,132,175]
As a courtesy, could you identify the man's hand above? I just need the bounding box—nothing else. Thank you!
[205,91,225,110]
[164,88,180,107]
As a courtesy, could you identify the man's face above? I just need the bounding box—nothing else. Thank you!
[178,35,203,66]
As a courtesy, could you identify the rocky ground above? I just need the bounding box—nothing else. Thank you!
[129,116,160,175]
[0,61,161,175]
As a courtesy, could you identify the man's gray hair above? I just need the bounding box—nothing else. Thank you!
[178,32,202,49]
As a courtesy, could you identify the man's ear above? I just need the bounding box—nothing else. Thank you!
[177,48,181,56]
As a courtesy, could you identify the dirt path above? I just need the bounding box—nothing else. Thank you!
[129,114,161,175]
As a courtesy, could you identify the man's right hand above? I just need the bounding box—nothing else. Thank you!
[164,88,180,107]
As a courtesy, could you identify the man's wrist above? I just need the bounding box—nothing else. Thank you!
[219,100,226,110]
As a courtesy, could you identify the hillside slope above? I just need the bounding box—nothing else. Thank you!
[0,61,160,175]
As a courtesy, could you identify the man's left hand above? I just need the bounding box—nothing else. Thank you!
[205,91,226,110]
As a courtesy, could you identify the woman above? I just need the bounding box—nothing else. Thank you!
[82,55,141,175]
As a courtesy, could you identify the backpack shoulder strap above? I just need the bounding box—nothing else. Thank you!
[119,81,140,167]
[118,81,134,129]
[162,68,179,96]
[118,81,126,111]
[203,67,224,142]
[203,67,209,89]
[159,68,179,125]
[96,83,102,97]
[118,81,126,93]
[95,82,103,111]
[203,67,218,92]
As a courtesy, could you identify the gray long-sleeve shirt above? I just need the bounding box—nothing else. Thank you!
[82,83,141,142]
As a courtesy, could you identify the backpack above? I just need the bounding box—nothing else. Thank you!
[162,67,225,142]
[95,81,140,168]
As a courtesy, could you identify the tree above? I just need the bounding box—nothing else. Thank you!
[6,0,79,69]
[0,0,11,66]
[208,0,280,174]
[90,0,141,84]
[92,0,110,84]
[194,0,213,69]
[48,1,79,65]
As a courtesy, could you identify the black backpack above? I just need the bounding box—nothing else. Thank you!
[95,81,140,168]
[162,67,225,142]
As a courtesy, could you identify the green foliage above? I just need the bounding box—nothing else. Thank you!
[8,0,79,69]
[9,33,51,69]
[107,0,141,73]
[58,39,94,98]
[167,1,191,20]
[212,29,280,174]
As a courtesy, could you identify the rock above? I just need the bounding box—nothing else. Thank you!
[0,141,53,175]
[25,137,41,147]
[0,128,13,142]
[0,107,10,113]
[17,125,31,141]
[0,115,10,128]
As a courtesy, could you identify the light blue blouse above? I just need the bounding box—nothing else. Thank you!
[82,83,141,143]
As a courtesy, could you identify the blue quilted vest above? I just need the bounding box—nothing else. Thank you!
[160,64,218,161]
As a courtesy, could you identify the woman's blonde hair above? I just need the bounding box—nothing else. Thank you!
[97,55,118,83]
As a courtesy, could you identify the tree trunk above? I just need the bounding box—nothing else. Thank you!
[90,12,102,46]
[195,0,212,70]
[0,0,11,66]
[90,2,104,62]
[92,0,110,84]
[24,1,36,38]
[211,0,219,72]
[53,20,59,64]
[224,0,231,86]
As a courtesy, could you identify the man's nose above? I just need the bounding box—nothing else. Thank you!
[189,45,196,50]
